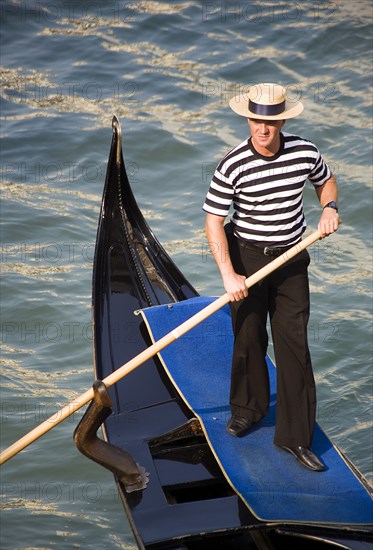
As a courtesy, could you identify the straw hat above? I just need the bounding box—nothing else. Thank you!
[229,82,303,120]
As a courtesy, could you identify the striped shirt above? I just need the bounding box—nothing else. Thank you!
[203,132,331,247]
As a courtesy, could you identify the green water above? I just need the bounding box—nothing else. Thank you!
[1,1,372,548]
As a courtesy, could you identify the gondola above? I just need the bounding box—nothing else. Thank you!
[74,116,373,549]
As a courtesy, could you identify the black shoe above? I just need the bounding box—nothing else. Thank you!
[278,445,325,472]
[226,416,252,437]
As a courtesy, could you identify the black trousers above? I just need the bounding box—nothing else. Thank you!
[228,234,316,448]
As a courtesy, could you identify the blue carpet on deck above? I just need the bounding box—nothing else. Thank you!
[139,296,373,525]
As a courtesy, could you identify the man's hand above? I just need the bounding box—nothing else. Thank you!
[318,207,340,238]
[222,272,248,302]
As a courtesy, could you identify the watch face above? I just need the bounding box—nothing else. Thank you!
[325,201,338,211]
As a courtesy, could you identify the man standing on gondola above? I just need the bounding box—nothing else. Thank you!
[203,83,339,471]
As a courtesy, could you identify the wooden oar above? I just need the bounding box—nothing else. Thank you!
[0,229,322,465]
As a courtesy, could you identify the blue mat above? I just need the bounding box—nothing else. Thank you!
[139,296,373,525]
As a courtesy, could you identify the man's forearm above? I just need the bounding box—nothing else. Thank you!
[315,176,340,237]
[316,175,338,206]
[205,215,234,278]
[205,213,248,301]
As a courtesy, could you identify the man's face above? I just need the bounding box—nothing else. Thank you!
[248,118,285,154]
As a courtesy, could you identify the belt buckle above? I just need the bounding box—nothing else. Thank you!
[264,246,276,257]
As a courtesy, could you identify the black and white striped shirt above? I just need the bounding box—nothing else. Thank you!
[203,132,331,246]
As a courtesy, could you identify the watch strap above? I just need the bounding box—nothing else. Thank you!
[323,201,338,212]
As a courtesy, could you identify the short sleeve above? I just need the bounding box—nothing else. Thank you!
[308,149,331,187]
[202,166,235,217]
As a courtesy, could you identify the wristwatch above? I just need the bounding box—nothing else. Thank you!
[323,201,338,212]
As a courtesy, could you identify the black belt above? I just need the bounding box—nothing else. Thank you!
[236,238,301,258]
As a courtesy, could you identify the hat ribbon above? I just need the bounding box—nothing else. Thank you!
[249,99,285,116]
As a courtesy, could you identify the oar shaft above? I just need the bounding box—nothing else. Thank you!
[0,229,321,465]
[244,229,321,289]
